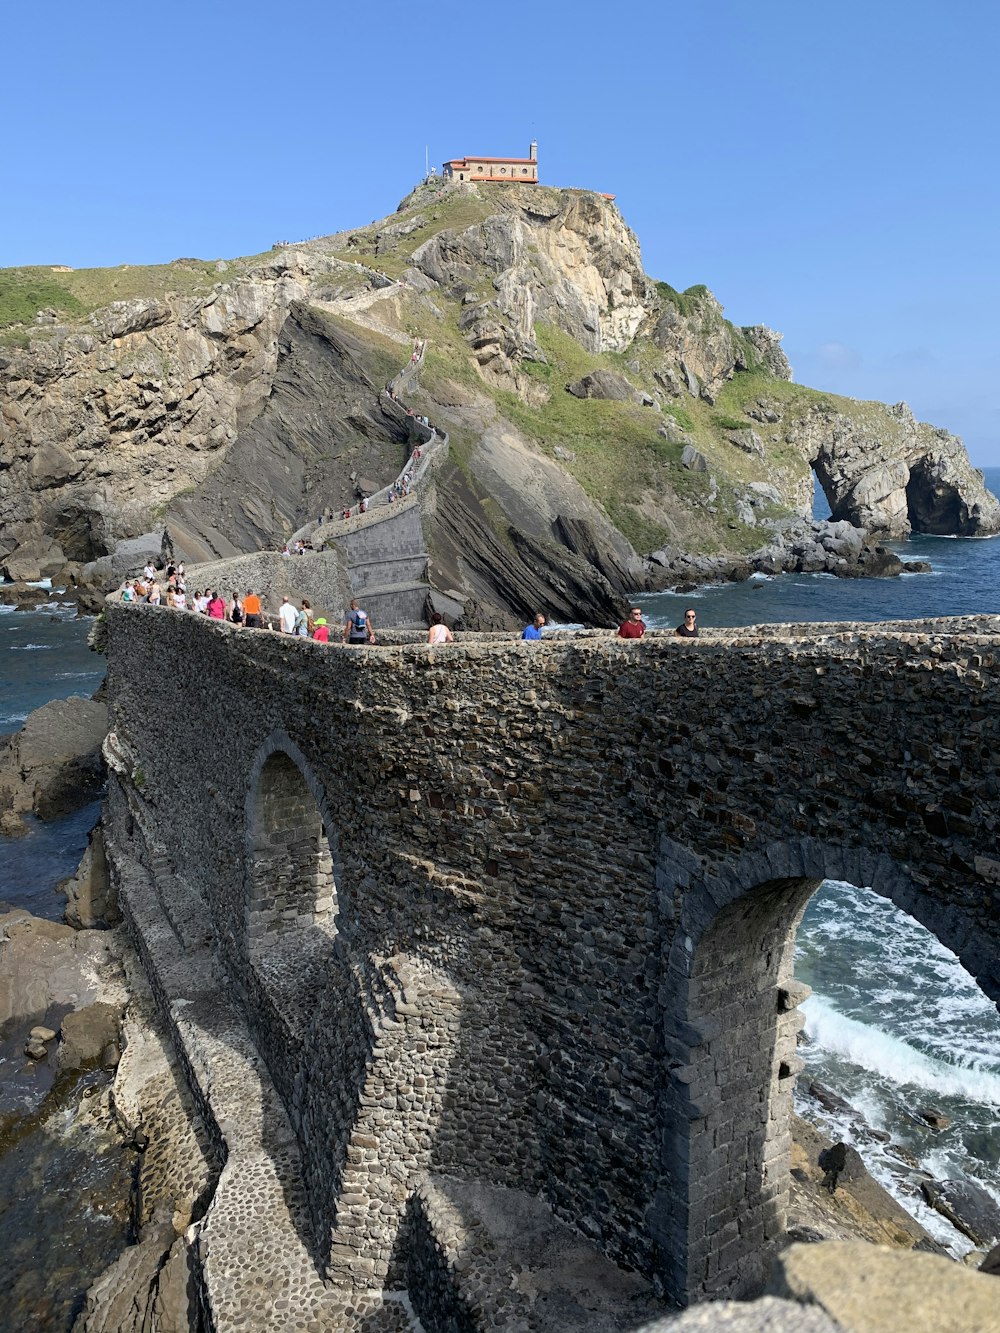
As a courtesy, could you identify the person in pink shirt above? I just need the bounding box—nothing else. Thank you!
[207,591,226,620]
[312,618,330,642]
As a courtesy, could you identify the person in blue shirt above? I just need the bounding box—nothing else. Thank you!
[521,613,545,641]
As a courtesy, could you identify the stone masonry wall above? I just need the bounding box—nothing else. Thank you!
[102,606,1000,1307]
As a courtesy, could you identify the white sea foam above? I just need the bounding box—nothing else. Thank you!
[9,644,54,651]
[803,995,1000,1105]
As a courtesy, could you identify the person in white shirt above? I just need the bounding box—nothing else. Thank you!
[427,613,453,644]
[278,596,297,634]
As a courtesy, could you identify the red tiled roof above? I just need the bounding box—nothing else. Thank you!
[446,156,536,166]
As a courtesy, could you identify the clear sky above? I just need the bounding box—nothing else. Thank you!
[4,0,999,461]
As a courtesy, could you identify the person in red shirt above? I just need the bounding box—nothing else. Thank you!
[312,618,330,642]
[617,607,646,639]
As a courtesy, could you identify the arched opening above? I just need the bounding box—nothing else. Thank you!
[247,747,338,973]
[905,458,965,533]
[795,878,1000,1253]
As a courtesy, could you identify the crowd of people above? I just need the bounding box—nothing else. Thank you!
[122,565,700,645]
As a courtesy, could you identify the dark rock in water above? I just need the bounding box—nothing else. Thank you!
[903,560,933,573]
[921,1178,1000,1247]
[885,1141,923,1170]
[918,1105,952,1130]
[979,1241,1000,1276]
[0,582,51,610]
[806,1080,857,1117]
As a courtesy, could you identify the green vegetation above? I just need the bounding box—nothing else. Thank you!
[0,258,226,330]
[331,192,494,279]
[655,281,711,318]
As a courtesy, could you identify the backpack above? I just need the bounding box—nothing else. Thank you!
[349,609,368,638]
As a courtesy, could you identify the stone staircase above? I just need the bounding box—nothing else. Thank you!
[300,342,453,629]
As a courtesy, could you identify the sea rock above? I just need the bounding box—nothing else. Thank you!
[768,1241,1000,1333]
[917,1106,951,1130]
[0,909,127,1027]
[62,822,119,929]
[0,696,107,836]
[979,1241,1000,1276]
[58,1001,122,1073]
[920,1178,1000,1247]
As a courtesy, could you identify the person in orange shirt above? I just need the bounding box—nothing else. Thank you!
[243,589,263,628]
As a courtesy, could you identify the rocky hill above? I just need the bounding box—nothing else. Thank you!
[1,181,997,624]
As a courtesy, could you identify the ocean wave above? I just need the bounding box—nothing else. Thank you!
[9,644,55,651]
[803,995,1000,1105]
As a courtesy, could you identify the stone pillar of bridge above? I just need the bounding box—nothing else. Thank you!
[655,874,821,1304]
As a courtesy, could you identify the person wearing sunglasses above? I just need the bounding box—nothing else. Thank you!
[675,609,699,638]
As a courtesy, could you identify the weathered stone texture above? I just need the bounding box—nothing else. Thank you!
[100,607,1000,1324]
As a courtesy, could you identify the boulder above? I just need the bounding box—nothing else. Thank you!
[0,909,125,1027]
[979,1241,1000,1276]
[565,369,642,403]
[81,530,170,590]
[768,1240,1000,1333]
[727,427,765,457]
[57,1000,122,1073]
[920,1178,1000,1247]
[681,445,709,472]
[0,696,107,835]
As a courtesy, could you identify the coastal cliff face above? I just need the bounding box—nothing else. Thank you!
[1,182,997,619]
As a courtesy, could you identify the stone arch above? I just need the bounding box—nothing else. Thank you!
[245,731,340,967]
[653,833,995,1306]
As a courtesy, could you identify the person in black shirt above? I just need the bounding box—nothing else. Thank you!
[675,608,699,637]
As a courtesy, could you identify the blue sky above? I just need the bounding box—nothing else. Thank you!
[4,0,999,462]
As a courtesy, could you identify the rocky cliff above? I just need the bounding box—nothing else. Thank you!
[1,182,996,623]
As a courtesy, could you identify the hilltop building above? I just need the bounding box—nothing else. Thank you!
[443,141,538,184]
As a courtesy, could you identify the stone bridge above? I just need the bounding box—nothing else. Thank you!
[100,607,1000,1328]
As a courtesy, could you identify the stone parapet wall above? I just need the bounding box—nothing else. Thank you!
[102,605,1000,1310]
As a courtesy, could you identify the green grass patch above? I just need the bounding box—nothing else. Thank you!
[0,259,226,329]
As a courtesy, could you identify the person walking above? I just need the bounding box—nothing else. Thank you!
[521,614,545,641]
[312,618,330,642]
[343,599,375,645]
[278,596,297,634]
[294,600,313,637]
[618,607,646,638]
[427,613,453,644]
[243,590,263,629]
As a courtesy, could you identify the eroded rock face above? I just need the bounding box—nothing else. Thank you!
[411,186,654,383]
[794,401,1000,537]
